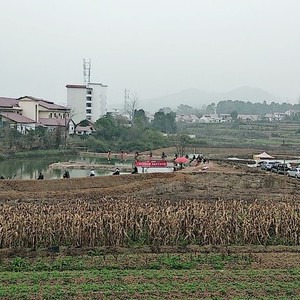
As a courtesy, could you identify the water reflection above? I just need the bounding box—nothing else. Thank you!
[0,156,132,180]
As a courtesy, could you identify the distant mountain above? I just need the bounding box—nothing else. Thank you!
[142,86,279,112]
[221,86,277,103]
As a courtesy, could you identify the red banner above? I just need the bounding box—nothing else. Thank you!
[135,160,168,167]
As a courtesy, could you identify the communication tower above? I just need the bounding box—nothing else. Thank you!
[124,89,130,101]
[83,58,91,84]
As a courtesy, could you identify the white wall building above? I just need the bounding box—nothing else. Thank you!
[66,83,108,124]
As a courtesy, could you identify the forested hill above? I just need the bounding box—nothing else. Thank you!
[214,100,300,115]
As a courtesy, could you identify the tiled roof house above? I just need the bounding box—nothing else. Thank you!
[0,96,73,134]
[0,112,36,134]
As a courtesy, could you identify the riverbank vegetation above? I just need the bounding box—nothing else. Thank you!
[0,110,178,156]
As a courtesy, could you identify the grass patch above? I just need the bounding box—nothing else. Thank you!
[0,252,299,299]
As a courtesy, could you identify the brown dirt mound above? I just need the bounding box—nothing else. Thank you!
[0,161,298,203]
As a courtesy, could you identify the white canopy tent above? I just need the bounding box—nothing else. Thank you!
[253,151,275,160]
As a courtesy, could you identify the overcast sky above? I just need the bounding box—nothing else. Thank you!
[1,0,300,108]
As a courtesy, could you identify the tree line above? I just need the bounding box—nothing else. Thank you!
[207,100,300,115]
[0,109,178,154]
[2,98,298,155]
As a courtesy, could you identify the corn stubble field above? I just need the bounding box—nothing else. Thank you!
[1,164,300,299]
[1,197,300,249]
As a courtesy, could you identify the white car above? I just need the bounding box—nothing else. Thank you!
[287,168,300,178]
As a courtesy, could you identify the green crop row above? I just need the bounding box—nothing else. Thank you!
[0,267,299,299]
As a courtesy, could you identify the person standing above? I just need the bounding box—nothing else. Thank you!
[134,151,139,161]
[107,149,111,162]
[120,150,124,162]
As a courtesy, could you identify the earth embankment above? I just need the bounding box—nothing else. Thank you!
[0,162,298,203]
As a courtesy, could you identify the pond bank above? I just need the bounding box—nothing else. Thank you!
[49,161,134,172]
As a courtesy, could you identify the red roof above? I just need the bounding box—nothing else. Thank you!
[39,118,70,126]
[18,96,68,110]
[66,85,86,89]
[0,112,35,124]
[0,97,20,108]
[38,101,68,110]
[18,96,50,102]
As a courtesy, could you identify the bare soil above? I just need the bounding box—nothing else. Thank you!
[0,161,298,204]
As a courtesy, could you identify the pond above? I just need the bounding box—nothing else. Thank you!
[0,155,133,180]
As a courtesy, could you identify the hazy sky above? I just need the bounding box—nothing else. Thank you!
[1,0,300,108]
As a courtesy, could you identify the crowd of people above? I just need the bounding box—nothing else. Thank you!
[71,151,208,177]
[22,150,208,181]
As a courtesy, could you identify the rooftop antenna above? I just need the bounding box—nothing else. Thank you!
[83,58,91,84]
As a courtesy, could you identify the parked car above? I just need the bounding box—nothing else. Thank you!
[287,167,300,178]
[269,162,280,172]
[277,163,291,175]
[257,161,267,167]
[248,160,267,168]
[261,161,270,170]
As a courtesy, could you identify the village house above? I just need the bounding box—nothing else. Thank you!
[0,112,36,134]
[0,97,22,114]
[284,110,298,117]
[238,114,261,122]
[199,114,220,123]
[0,96,74,134]
[199,114,232,123]
[264,112,287,122]
[75,125,95,135]
[176,114,200,123]
[219,114,232,122]
[39,118,75,134]
[273,112,287,121]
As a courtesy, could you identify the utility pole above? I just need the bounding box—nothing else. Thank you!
[64,113,67,147]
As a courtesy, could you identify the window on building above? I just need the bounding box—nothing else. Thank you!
[86,109,92,114]
[86,103,92,108]
[87,89,92,95]
[87,116,91,120]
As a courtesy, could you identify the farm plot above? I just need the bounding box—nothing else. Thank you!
[0,164,299,299]
[0,252,300,299]
[0,166,299,249]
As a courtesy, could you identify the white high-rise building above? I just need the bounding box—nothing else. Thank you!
[66,83,107,124]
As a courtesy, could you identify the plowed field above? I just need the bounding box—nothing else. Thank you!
[0,161,298,203]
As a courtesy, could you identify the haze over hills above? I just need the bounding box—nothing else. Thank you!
[142,86,281,112]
